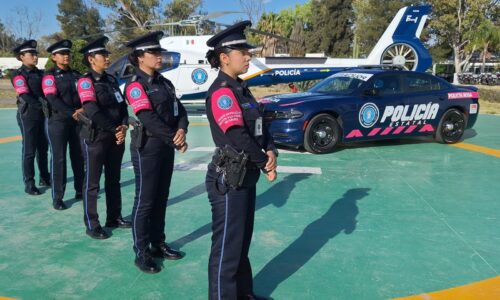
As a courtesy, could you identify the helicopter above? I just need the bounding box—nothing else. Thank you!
[107,5,432,102]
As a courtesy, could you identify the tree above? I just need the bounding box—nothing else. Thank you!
[239,0,265,26]
[289,20,306,56]
[428,0,497,82]
[163,0,202,36]
[93,0,162,42]
[256,12,282,56]
[469,19,500,73]
[164,0,202,21]
[7,6,43,40]
[94,0,161,29]
[57,0,105,40]
[0,20,17,56]
[306,0,354,57]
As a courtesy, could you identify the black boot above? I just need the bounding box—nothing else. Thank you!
[105,217,132,229]
[53,200,67,210]
[134,252,161,274]
[25,184,41,195]
[86,226,109,240]
[150,243,184,260]
[39,178,51,187]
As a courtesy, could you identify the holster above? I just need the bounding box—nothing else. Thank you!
[129,117,146,149]
[39,97,51,118]
[16,97,28,115]
[78,113,96,142]
[212,145,249,190]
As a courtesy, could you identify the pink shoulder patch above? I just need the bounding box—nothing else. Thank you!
[125,82,152,114]
[42,75,58,96]
[77,78,96,104]
[211,88,243,133]
[12,75,29,96]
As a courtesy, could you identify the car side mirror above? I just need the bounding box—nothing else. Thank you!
[363,88,379,96]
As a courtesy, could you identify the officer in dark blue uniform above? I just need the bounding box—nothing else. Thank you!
[11,40,51,195]
[124,31,189,273]
[42,40,84,210]
[205,21,278,300]
[77,36,132,239]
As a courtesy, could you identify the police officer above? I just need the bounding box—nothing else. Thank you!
[205,21,278,300]
[11,40,51,195]
[77,36,132,239]
[124,31,189,273]
[42,40,84,210]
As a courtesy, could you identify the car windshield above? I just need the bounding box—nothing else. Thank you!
[308,72,371,94]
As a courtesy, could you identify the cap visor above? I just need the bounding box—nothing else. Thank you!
[95,50,111,55]
[228,43,255,49]
[145,47,167,52]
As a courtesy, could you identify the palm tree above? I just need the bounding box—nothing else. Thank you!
[470,20,500,73]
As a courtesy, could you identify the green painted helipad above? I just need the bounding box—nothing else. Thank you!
[0,109,499,299]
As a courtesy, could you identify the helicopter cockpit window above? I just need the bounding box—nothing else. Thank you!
[122,64,135,78]
[159,51,180,72]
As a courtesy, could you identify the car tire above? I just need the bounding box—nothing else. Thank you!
[435,108,467,144]
[303,113,340,154]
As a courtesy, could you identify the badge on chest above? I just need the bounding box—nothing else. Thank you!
[114,91,124,103]
[255,117,263,136]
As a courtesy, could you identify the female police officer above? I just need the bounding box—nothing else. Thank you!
[124,31,189,273]
[77,36,131,239]
[205,21,278,300]
[42,40,84,210]
[11,40,50,195]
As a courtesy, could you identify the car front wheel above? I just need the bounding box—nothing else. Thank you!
[435,108,467,144]
[304,113,340,154]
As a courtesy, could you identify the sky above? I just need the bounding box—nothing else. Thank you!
[0,0,307,39]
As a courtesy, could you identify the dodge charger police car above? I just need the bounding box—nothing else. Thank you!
[261,66,479,154]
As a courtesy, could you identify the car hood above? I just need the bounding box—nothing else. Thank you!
[259,92,348,109]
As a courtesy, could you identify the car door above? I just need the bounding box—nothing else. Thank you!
[343,73,407,142]
[400,73,448,137]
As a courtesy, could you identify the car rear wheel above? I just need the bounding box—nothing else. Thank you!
[304,114,340,154]
[435,108,467,144]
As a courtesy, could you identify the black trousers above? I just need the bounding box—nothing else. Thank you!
[131,137,175,257]
[16,113,49,187]
[206,163,259,300]
[47,118,84,202]
[81,131,125,230]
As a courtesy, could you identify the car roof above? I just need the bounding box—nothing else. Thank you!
[338,68,400,75]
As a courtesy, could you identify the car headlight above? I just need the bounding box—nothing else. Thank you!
[273,109,304,119]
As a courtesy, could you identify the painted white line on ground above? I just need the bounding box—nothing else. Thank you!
[121,161,321,174]
[189,146,310,155]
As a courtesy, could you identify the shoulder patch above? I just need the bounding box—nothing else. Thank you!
[42,74,57,96]
[77,77,96,104]
[125,82,152,114]
[12,75,29,96]
[211,87,243,133]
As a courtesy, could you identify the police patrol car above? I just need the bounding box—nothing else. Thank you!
[261,66,480,154]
